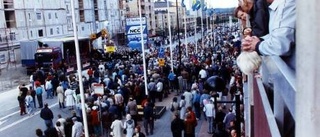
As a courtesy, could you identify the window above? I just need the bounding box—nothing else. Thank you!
[36,13,41,20]
[50,28,53,35]
[38,29,43,37]
[30,31,33,37]
[9,32,15,40]
[55,12,58,19]
[28,13,31,20]
[48,13,51,19]
[66,5,69,13]
[82,26,84,31]
[56,27,60,34]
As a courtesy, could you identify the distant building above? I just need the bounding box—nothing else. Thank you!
[125,0,156,35]
[154,0,196,36]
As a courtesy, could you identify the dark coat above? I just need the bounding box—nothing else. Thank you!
[171,117,185,137]
[249,0,270,37]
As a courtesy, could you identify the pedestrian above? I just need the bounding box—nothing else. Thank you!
[55,120,65,137]
[203,99,215,134]
[29,86,37,108]
[126,97,138,125]
[132,125,146,137]
[56,83,66,109]
[179,95,187,120]
[170,97,179,113]
[184,113,197,137]
[72,117,83,137]
[44,120,59,137]
[143,102,154,135]
[17,91,27,116]
[45,77,54,99]
[40,103,54,128]
[110,115,123,137]
[35,128,45,137]
[171,112,185,137]
[35,82,43,108]
[156,79,164,102]
[25,91,35,115]
[65,88,76,110]
[123,114,135,137]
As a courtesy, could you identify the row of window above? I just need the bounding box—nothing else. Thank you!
[27,12,58,20]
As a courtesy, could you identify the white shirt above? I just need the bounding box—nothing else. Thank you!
[203,103,215,117]
[72,121,83,137]
[45,80,52,90]
[199,69,207,79]
[156,82,163,92]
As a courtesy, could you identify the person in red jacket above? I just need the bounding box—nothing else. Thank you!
[91,106,101,136]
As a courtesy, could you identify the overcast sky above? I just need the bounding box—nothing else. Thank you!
[207,0,239,8]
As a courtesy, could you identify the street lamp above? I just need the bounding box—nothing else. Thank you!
[175,0,181,70]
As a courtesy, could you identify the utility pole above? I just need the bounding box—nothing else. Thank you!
[175,0,181,70]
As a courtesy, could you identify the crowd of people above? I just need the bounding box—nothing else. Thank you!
[14,0,297,137]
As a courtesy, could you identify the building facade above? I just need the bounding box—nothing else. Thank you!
[125,0,156,35]
[0,0,120,48]
[154,0,196,36]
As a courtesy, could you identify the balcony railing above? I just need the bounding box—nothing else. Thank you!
[246,56,296,137]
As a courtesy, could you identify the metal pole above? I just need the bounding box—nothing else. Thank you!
[175,0,181,68]
[70,0,89,137]
[235,94,241,137]
[167,0,174,72]
[195,14,198,53]
[92,0,96,33]
[184,7,188,57]
[201,3,204,49]
[138,0,149,96]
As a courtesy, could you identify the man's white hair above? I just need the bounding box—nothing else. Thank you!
[236,51,262,75]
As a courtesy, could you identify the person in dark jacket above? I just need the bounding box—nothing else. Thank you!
[143,102,154,135]
[234,0,269,37]
[44,121,59,137]
[171,112,185,137]
[35,128,45,137]
[40,103,54,128]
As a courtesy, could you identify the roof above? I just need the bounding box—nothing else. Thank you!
[40,36,89,42]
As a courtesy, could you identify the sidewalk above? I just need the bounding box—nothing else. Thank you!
[0,64,29,92]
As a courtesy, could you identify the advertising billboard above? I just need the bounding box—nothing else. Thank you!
[126,17,148,51]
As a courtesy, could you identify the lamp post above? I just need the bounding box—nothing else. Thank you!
[175,0,181,70]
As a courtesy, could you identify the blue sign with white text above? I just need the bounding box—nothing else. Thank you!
[126,17,148,51]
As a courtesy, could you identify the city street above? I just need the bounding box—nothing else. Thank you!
[0,33,211,137]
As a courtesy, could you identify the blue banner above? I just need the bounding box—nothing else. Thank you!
[126,17,148,51]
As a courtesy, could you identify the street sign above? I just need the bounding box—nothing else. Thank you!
[158,58,165,67]
[105,45,116,53]
[126,17,148,51]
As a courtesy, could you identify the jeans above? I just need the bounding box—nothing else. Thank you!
[46,89,53,99]
[44,119,53,128]
[27,101,34,114]
[37,94,43,108]
[207,116,215,133]
[143,118,154,135]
